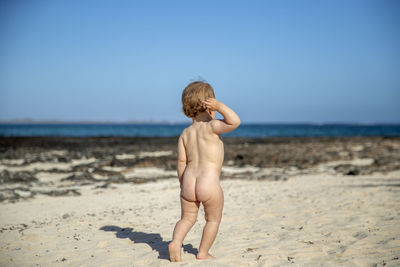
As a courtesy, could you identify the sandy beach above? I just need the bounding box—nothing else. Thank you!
[0,137,399,266]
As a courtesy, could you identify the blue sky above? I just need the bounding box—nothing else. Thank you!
[0,0,399,123]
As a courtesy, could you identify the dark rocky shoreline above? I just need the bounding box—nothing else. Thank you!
[0,136,399,203]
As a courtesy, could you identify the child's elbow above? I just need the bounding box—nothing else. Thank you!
[233,118,241,129]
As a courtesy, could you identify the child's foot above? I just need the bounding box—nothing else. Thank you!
[168,241,182,262]
[196,252,215,260]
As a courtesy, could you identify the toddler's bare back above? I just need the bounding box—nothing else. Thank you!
[180,121,224,202]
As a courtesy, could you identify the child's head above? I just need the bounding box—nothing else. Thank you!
[181,81,215,118]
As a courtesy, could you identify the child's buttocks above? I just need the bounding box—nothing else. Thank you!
[181,166,221,202]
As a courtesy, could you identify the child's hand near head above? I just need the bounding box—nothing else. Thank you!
[202,97,241,135]
[201,98,221,111]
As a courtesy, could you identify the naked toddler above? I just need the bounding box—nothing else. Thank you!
[168,81,241,261]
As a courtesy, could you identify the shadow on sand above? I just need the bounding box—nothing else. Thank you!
[99,225,198,260]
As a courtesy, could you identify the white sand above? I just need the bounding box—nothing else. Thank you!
[1,171,399,266]
[115,150,173,160]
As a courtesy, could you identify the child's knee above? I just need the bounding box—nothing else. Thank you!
[204,213,222,223]
[182,215,197,225]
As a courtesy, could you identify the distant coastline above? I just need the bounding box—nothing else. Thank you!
[0,118,399,125]
[0,119,189,125]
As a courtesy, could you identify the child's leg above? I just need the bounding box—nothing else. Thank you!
[169,196,200,262]
[197,186,224,259]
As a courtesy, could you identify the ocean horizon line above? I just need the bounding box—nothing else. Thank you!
[0,119,399,126]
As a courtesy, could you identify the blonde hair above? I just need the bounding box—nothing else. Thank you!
[181,81,215,118]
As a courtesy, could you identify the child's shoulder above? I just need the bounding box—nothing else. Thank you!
[179,125,190,137]
[181,125,191,133]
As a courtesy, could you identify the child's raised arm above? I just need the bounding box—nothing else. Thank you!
[202,98,241,134]
[176,134,187,186]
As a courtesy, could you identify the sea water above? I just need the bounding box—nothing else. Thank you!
[0,123,399,137]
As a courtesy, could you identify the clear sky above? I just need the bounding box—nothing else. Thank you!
[0,0,399,123]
